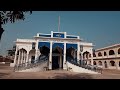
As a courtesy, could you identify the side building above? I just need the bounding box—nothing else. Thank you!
[89,44,120,70]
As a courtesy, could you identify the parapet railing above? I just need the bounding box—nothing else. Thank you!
[14,56,49,71]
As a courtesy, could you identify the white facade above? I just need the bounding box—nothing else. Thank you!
[12,31,94,70]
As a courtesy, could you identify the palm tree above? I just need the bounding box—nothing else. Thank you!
[0,11,32,40]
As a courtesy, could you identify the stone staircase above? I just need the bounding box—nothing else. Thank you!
[66,58,102,74]
[14,55,49,72]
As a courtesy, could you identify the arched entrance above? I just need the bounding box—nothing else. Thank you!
[29,49,36,63]
[52,43,64,70]
[17,48,27,65]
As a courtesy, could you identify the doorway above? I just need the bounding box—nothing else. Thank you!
[52,56,59,70]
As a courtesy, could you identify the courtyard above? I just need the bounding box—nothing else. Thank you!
[1,64,120,79]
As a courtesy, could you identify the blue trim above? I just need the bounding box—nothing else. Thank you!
[53,33,64,38]
[39,34,51,37]
[66,43,77,49]
[66,36,78,39]
[38,42,50,48]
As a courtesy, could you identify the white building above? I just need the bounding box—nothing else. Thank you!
[11,31,99,73]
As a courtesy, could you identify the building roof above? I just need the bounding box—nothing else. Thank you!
[96,43,120,51]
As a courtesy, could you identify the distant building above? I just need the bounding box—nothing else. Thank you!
[87,44,120,70]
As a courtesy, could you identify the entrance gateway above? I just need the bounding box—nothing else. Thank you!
[12,31,94,70]
[37,31,79,70]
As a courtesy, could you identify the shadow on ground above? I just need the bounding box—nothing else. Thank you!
[51,73,93,79]
[0,73,9,78]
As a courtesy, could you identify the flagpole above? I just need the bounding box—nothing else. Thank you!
[58,16,60,32]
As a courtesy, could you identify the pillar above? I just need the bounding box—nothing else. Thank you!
[35,40,39,63]
[101,61,105,69]
[17,50,21,65]
[77,43,80,64]
[107,61,110,69]
[26,51,29,65]
[21,50,24,64]
[49,41,52,70]
[91,52,93,65]
[13,46,18,66]
[63,42,67,70]
[81,52,83,65]
[116,60,119,70]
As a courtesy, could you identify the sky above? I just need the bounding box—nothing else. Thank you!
[0,11,120,56]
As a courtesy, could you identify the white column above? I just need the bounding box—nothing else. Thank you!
[77,43,80,63]
[21,50,24,64]
[23,51,25,63]
[49,41,52,70]
[107,61,110,69]
[116,61,119,70]
[35,40,39,63]
[91,53,93,65]
[81,52,83,65]
[102,61,105,69]
[24,52,27,63]
[17,50,21,65]
[26,51,29,65]
[13,46,18,66]
[63,42,67,70]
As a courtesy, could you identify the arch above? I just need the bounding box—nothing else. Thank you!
[104,51,107,56]
[52,46,63,70]
[118,48,120,54]
[109,50,115,55]
[83,51,90,59]
[93,61,96,65]
[98,52,102,57]
[98,61,102,66]
[29,49,36,63]
[19,48,27,52]
[16,48,27,65]
[110,61,115,66]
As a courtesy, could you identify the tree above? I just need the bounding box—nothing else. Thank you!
[0,11,32,40]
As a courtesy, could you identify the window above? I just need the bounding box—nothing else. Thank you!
[98,52,102,57]
[109,50,115,55]
[118,48,120,54]
[104,52,107,56]
[110,61,115,66]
